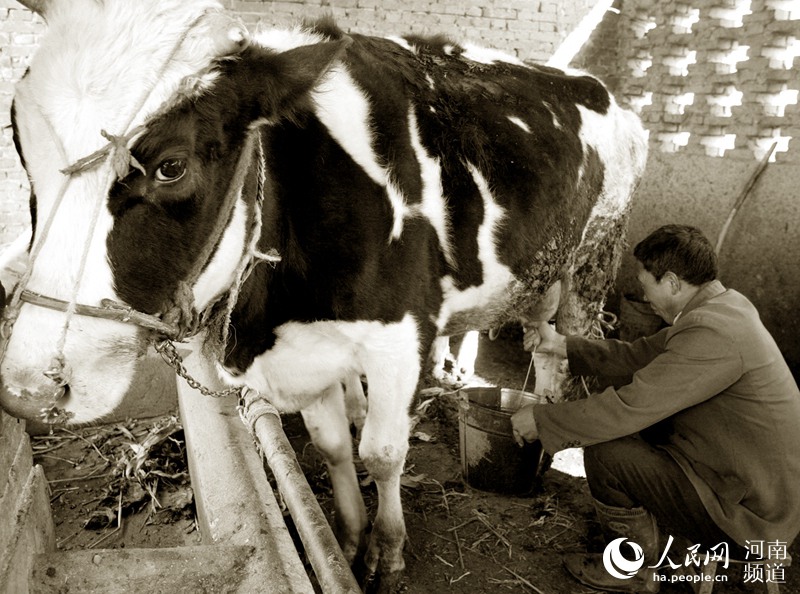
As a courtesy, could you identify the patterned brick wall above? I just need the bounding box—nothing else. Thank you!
[0,0,595,247]
[614,0,800,164]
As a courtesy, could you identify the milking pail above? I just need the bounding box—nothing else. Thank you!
[457,387,549,495]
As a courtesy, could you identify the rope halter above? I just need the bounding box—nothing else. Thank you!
[0,10,278,422]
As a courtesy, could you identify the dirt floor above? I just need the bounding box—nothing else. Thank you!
[31,329,800,594]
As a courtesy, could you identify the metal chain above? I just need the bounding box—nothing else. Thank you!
[153,339,242,399]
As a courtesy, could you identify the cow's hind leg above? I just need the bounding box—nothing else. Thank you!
[301,382,368,563]
[454,330,479,382]
[343,373,367,435]
[428,335,452,383]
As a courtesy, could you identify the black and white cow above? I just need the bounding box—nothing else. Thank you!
[0,0,647,588]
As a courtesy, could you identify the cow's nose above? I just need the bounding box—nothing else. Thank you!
[0,374,71,424]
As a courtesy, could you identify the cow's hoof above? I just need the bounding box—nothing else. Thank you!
[351,555,372,589]
[361,569,405,594]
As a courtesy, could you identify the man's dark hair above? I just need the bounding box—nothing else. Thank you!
[633,224,718,285]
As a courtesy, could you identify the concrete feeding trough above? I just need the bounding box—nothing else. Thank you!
[3,346,360,593]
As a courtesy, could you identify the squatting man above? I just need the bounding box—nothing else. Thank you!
[511,224,800,592]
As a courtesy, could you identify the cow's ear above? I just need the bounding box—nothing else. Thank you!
[261,37,353,119]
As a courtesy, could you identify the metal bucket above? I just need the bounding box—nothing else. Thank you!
[458,387,547,495]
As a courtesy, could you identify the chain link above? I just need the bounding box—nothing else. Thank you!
[153,339,242,399]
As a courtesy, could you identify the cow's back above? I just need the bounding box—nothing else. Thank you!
[251,21,647,342]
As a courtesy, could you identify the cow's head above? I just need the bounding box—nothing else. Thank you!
[0,0,346,424]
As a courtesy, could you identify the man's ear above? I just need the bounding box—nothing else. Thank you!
[664,271,681,294]
[258,36,353,120]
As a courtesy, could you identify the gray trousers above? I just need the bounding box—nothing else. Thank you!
[584,435,747,559]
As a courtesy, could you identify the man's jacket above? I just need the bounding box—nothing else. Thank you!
[533,280,800,545]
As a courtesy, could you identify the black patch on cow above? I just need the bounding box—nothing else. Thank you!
[105,19,620,373]
[303,14,347,41]
[337,29,603,291]
[223,113,446,372]
[107,39,350,315]
[10,96,37,247]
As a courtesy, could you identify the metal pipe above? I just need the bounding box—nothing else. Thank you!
[242,395,361,594]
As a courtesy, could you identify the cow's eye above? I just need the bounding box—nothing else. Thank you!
[154,158,187,183]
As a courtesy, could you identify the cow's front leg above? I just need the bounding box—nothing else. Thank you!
[357,358,418,592]
[300,383,367,563]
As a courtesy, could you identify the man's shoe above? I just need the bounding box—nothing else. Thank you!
[562,500,662,592]
[564,553,660,593]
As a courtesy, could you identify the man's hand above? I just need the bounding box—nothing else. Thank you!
[522,321,567,358]
[510,403,539,446]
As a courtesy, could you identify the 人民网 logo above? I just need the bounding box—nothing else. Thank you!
[603,537,645,579]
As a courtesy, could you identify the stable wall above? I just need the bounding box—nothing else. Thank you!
[226,0,596,61]
[574,0,800,375]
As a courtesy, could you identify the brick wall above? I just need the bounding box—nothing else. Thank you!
[223,0,595,61]
[612,0,800,164]
[0,410,55,592]
[0,0,595,247]
[0,0,43,246]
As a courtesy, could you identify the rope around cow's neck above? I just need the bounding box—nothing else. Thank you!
[153,134,280,401]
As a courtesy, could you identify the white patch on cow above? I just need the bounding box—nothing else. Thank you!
[507,115,531,133]
[406,108,453,266]
[436,163,514,329]
[461,43,525,66]
[542,101,562,130]
[308,65,408,240]
[576,102,648,227]
[386,182,409,240]
[193,197,248,310]
[311,67,383,182]
[248,117,272,129]
[3,0,232,421]
[255,26,326,52]
[231,315,420,416]
[425,74,435,90]
[386,36,413,52]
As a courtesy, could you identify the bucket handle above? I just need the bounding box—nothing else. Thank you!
[521,345,536,394]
